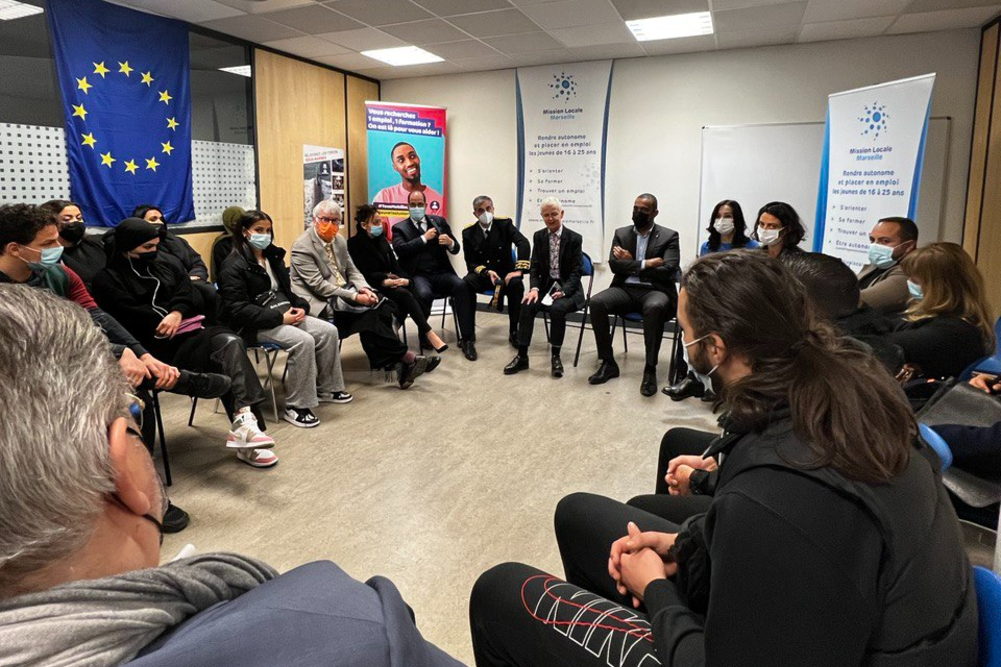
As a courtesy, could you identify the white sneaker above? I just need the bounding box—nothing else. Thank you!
[227,411,276,449]
[236,448,278,468]
[318,391,353,404]
[283,407,320,428]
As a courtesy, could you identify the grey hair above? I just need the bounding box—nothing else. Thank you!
[0,285,127,595]
[540,196,563,212]
[472,195,492,210]
[312,199,341,219]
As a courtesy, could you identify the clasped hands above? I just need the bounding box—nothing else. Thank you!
[609,521,678,608]
[487,270,521,286]
[353,287,380,307]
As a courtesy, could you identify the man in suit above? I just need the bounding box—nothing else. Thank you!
[857,216,918,314]
[462,195,531,347]
[588,193,681,396]
[504,197,585,378]
[392,189,478,360]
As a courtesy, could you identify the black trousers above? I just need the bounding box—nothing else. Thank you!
[380,285,432,335]
[589,285,676,368]
[515,278,579,350]
[412,271,476,341]
[464,272,525,333]
[628,428,716,523]
[469,493,679,667]
[329,304,408,370]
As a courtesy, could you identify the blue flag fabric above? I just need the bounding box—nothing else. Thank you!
[47,0,194,227]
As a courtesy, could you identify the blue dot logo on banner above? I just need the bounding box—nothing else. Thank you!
[858,102,890,138]
[549,72,577,100]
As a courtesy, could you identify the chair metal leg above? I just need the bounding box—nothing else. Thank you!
[188,396,197,427]
[152,391,172,487]
[621,317,629,353]
[573,302,590,368]
[262,349,280,423]
[451,298,460,341]
[667,319,681,384]
[543,310,551,343]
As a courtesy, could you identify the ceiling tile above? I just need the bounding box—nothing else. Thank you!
[199,14,304,42]
[412,0,514,16]
[711,0,804,10]
[262,34,353,57]
[214,0,314,14]
[324,0,435,26]
[520,0,623,28]
[803,0,911,23]
[640,33,715,55]
[317,27,408,50]
[908,0,1001,11]
[366,61,467,79]
[452,54,519,70]
[257,4,363,32]
[448,8,542,36]
[713,2,807,32]
[716,24,799,48]
[156,0,243,23]
[570,41,646,58]
[423,39,501,59]
[315,52,387,70]
[381,18,471,43]
[799,16,893,42]
[550,21,636,46]
[889,5,1001,32]
[609,0,709,21]
[484,31,566,52]
[511,48,578,65]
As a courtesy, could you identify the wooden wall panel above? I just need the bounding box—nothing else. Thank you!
[964,23,999,259]
[346,76,379,237]
[254,49,346,252]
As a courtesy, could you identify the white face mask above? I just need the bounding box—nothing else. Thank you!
[758,227,783,247]
[478,211,494,227]
[682,332,719,377]
[714,218,735,236]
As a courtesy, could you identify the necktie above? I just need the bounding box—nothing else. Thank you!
[324,242,346,288]
[549,231,560,279]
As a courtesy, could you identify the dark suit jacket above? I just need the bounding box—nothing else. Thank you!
[461,217,531,276]
[608,223,680,292]
[390,214,460,278]
[529,225,586,309]
[348,231,410,287]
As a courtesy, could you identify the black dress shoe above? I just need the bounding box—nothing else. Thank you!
[425,356,442,373]
[397,356,430,389]
[162,502,190,534]
[701,389,717,403]
[461,340,478,361]
[588,360,620,385]
[640,369,657,396]
[551,355,564,378]
[504,355,529,375]
[173,371,231,399]
[662,373,705,401]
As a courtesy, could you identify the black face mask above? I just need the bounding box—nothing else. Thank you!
[632,211,650,228]
[132,250,158,264]
[59,222,86,244]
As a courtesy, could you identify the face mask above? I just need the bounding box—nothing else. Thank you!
[131,250,158,265]
[410,206,426,222]
[714,218,735,236]
[907,280,924,301]
[683,332,719,377]
[632,211,650,228]
[21,244,64,271]
[59,222,87,244]
[867,243,899,269]
[478,211,494,227]
[758,227,783,246]
[370,225,384,238]
[316,220,338,243]
[248,233,272,251]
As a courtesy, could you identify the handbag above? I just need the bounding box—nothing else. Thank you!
[254,290,292,313]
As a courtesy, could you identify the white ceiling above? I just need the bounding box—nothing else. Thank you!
[106,0,1001,80]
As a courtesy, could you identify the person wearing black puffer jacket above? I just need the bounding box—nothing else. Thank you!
[470,251,976,667]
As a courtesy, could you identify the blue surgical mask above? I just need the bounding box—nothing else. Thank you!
[907,280,924,301]
[248,233,272,250]
[868,243,898,270]
[21,244,64,271]
[410,206,426,222]
[370,225,384,238]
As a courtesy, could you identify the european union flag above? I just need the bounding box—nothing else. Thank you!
[47,0,195,227]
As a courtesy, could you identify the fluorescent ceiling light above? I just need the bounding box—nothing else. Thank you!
[0,0,43,20]
[626,12,713,41]
[219,65,252,77]
[361,46,443,67]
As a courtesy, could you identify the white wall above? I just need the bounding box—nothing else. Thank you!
[383,29,980,291]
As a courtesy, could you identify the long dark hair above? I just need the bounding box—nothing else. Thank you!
[754,201,805,250]
[682,251,913,483]
[39,199,82,220]
[706,199,749,252]
[132,204,163,222]
[230,210,274,257]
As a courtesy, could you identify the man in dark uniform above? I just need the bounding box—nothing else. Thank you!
[462,195,531,347]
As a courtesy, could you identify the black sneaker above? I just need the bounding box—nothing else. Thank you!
[319,391,353,404]
[398,356,430,389]
[425,356,442,373]
[173,371,232,399]
[162,502,190,534]
[283,407,320,428]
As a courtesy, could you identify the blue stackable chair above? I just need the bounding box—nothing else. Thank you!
[975,566,1001,667]
[188,341,285,426]
[918,422,953,472]
[960,316,1001,381]
[537,251,594,367]
[610,305,683,383]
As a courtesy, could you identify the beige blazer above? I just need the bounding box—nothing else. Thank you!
[857,262,910,314]
[290,227,371,317]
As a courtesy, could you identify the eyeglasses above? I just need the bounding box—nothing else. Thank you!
[108,410,168,546]
[317,216,339,224]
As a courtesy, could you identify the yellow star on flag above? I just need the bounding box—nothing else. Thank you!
[158,90,172,105]
[81,133,97,149]
[76,77,92,94]
[160,141,174,156]
[118,61,133,76]
[124,159,138,175]
[166,117,179,130]
[100,152,115,168]
[71,104,87,120]
[93,62,110,78]
[141,71,154,86]
[145,157,160,172]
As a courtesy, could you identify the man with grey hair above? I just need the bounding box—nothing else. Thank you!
[0,284,465,667]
